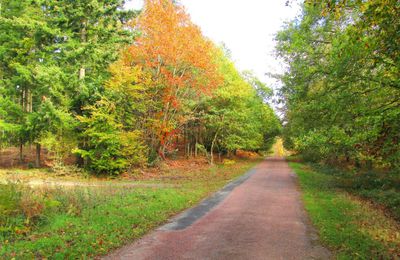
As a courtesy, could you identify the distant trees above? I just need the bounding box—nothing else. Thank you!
[0,0,281,174]
[276,0,400,169]
[200,50,281,163]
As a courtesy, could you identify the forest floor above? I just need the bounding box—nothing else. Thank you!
[0,156,262,259]
[0,158,212,187]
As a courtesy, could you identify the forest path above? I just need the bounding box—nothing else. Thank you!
[105,158,330,260]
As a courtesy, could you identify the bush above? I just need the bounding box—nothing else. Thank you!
[222,159,236,166]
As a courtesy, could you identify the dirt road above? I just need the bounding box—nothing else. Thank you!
[105,158,330,260]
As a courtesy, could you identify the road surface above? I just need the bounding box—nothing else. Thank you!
[105,158,330,260]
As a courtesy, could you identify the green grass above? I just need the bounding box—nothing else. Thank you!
[289,162,400,259]
[0,159,260,259]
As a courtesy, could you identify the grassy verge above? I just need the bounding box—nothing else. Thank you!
[0,158,261,259]
[289,162,400,259]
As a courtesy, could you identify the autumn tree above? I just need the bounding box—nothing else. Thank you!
[116,0,221,159]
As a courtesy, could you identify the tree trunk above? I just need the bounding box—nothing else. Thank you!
[210,131,219,165]
[158,146,166,160]
[35,143,41,168]
[19,143,23,164]
[79,20,87,81]
[28,90,32,112]
[79,67,86,80]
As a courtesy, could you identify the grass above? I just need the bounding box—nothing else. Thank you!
[0,166,90,186]
[333,169,400,221]
[0,158,261,259]
[289,162,400,259]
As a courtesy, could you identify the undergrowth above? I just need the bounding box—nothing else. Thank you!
[290,162,400,259]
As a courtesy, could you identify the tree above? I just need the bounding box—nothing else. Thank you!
[40,0,136,113]
[74,98,146,174]
[276,1,400,169]
[24,100,76,167]
[0,0,61,165]
[114,0,221,159]
[41,0,136,167]
[0,0,136,168]
[200,49,281,163]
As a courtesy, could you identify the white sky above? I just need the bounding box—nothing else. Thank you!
[125,0,301,87]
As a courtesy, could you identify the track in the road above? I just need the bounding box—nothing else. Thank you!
[105,158,331,260]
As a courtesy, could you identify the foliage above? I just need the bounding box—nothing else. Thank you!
[0,0,280,174]
[0,97,22,148]
[40,0,136,113]
[308,163,400,221]
[203,50,281,156]
[114,0,222,158]
[102,0,281,165]
[75,98,147,174]
[0,0,137,170]
[276,1,400,169]
[0,0,59,156]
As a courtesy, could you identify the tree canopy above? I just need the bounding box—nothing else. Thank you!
[0,0,281,174]
[276,0,400,169]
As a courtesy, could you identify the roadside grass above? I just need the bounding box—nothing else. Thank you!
[0,158,261,259]
[286,156,400,221]
[290,162,400,259]
[0,166,91,184]
[332,169,400,221]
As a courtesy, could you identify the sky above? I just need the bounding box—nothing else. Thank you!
[124,0,301,88]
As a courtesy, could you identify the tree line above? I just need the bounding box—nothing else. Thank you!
[0,0,281,174]
[276,0,399,170]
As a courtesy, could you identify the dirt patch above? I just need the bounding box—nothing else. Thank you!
[0,147,76,169]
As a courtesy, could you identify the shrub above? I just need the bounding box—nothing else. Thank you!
[222,159,236,166]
